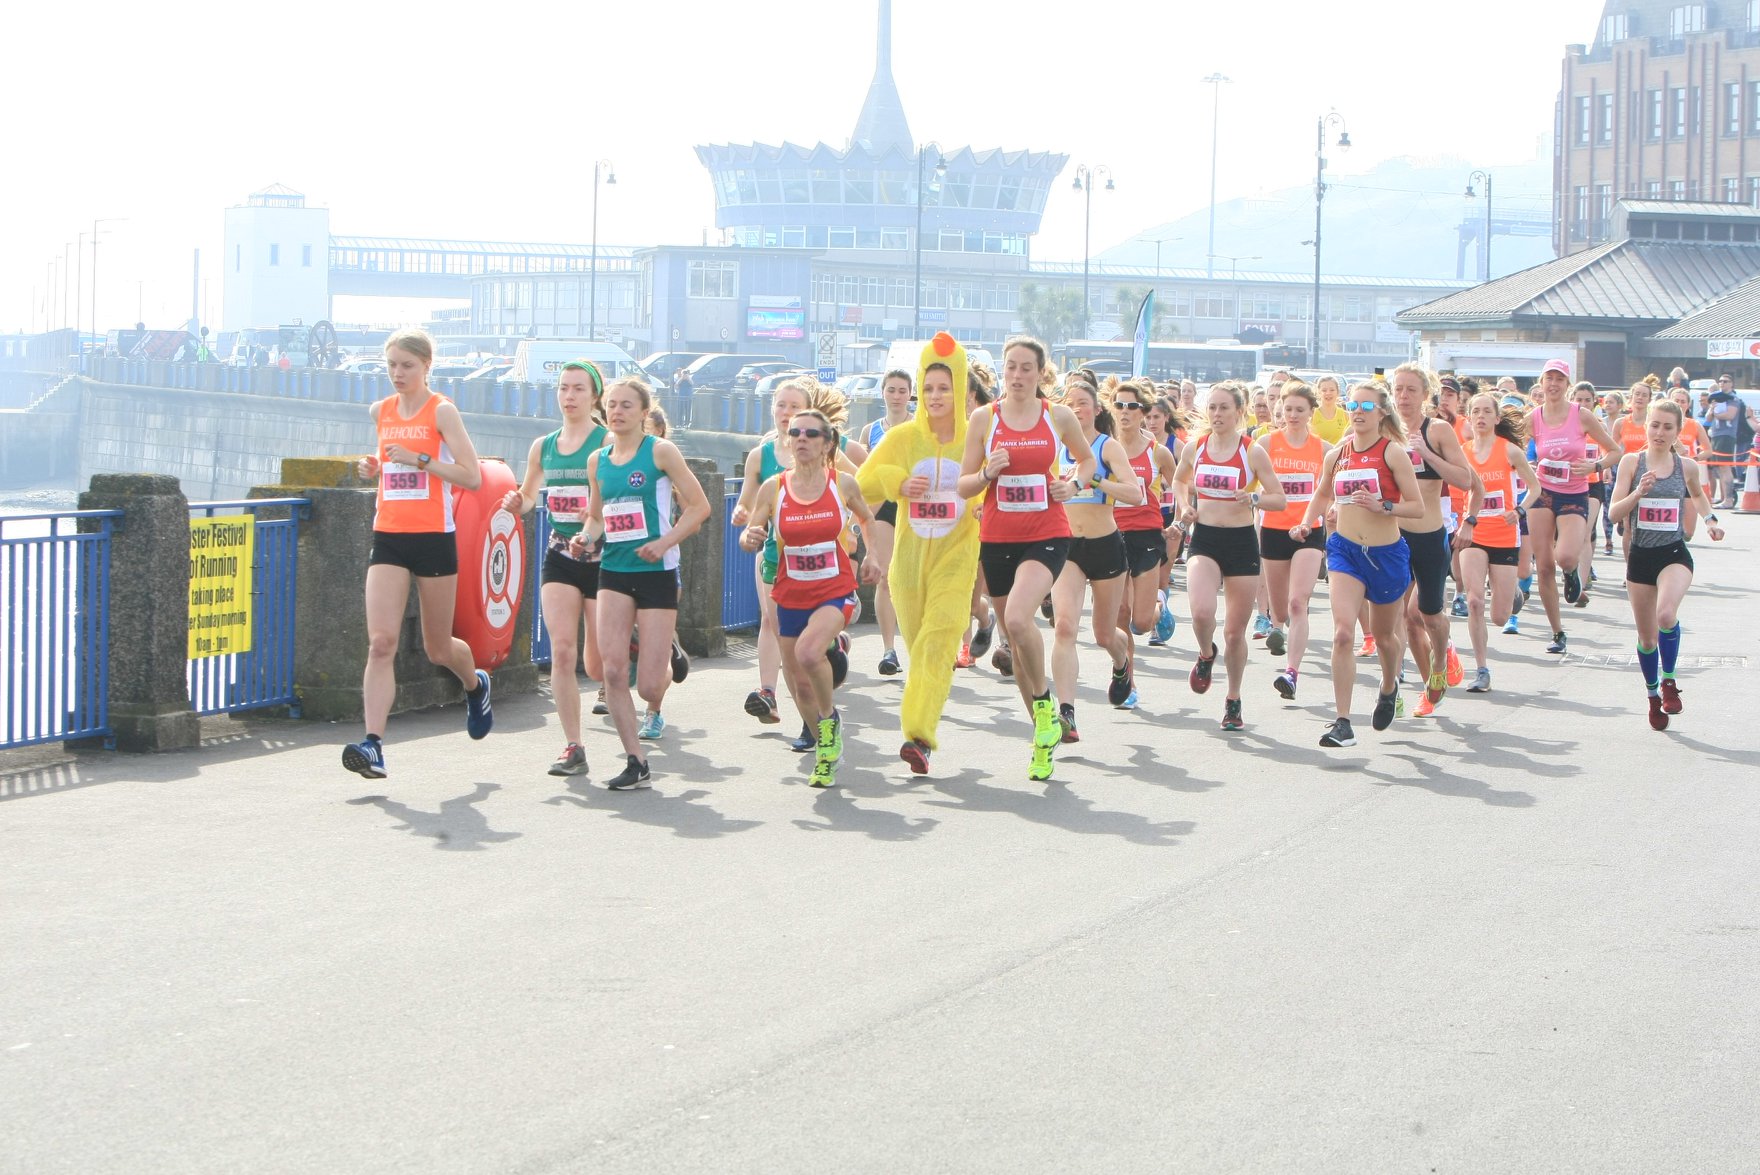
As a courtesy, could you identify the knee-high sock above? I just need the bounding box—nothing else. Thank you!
[1658,624,1681,679]
[1637,644,1660,694]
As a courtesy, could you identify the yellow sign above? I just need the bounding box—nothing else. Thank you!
[188,518,255,658]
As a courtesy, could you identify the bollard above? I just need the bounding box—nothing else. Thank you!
[677,457,728,659]
[1740,452,1760,514]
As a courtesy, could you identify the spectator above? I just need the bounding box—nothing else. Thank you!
[673,366,694,429]
[1666,365,1690,391]
[1706,373,1742,507]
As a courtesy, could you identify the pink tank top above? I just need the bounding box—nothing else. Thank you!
[1530,402,1588,494]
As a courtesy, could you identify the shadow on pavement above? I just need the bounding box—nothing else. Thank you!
[346,782,523,851]
[922,773,1195,846]
[542,777,762,840]
[791,772,941,841]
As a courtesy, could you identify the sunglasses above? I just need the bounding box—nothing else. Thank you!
[1113,401,1143,411]
[787,427,827,439]
[1343,399,1380,412]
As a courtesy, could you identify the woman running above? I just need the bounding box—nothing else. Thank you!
[1048,373,1142,741]
[1111,381,1181,664]
[957,336,1091,781]
[1309,374,1351,445]
[1607,398,1725,730]
[1526,359,1617,654]
[1457,393,1539,692]
[957,369,1002,672]
[1570,381,1607,607]
[343,328,490,780]
[1255,381,1327,699]
[856,334,983,774]
[1611,382,1654,559]
[859,369,916,676]
[741,405,880,785]
[1291,381,1424,748]
[501,359,609,777]
[1172,381,1286,730]
[1145,394,1185,638]
[587,377,712,789]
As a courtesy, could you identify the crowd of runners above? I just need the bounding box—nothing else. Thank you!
[339,328,1735,788]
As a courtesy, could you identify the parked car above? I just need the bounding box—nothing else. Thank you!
[731,362,801,393]
[459,362,513,383]
[638,351,708,383]
[753,370,812,396]
[837,372,885,399]
[683,352,791,392]
[429,362,480,380]
[339,356,387,375]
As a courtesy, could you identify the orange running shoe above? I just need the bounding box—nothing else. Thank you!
[1414,693,1438,718]
[1356,635,1377,659]
[1444,642,1463,687]
[955,642,975,669]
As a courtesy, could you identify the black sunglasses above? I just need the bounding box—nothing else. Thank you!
[787,426,826,439]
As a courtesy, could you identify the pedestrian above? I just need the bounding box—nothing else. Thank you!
[673,366,694,430]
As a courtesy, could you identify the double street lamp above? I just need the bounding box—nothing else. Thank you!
[913,142,946,337]
[1072,164,1114,340]
[1202,72,1231,278]
[589,160,616,341]
[1311,112,1350,366]
[1466,169,1493,281]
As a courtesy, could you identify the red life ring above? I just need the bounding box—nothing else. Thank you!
[451,457,525,671]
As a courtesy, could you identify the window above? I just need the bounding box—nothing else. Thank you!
[268,243,279,266]
[1670,179,1687,200]
[1751,82,1760,133]
[1193,297,1233,318]
[1599,94,1615,143]
[1595,183,1613,237]
[1750,177,1760,207]
[686,260,737,299]
[1576,95,1593,146]
[559,283,578,309]
[1649,89,1664,139]
[781,226,805,248]
[1727,82,1743,136]
[1751,0,1760,30]
[301,244,312,267]
[1329,341,1374,356]
[880,228,907,251]
[1692,87,1702,135]
[1670,87,1687,138]
[1669,4,1704,36]
[1647,180,1664,199]
[1601,12,1628,41]
[811,273,835,304]
[234,245,241,272]
[861,277,883,306]
[920,280,946,309]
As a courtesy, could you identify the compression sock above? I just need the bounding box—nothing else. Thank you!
[1518,575,1533,595]
[1658,624,1681,678]
[1637,644,1661,696]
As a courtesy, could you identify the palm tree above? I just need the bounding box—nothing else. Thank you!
[1019,284,1085,344]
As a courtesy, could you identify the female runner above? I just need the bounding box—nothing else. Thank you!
[1171,382,1286,730]
[1111,381,1181,666]
[1255,381,1327,699]
[1458,394,1539,693]
[1526,360,1617,654]
[859,369,915,676]
[1291,382,1424,748]
[1310,375,1350,445]
[343,328,490,780]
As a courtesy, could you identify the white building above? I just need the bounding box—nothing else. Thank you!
[222,185,330,332]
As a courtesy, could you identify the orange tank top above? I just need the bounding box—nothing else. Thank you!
[1464,437,1518,548]
[373,393,456,534]
[1261,431,1325,531]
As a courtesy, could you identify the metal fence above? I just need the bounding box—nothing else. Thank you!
[185,499,309,716]
[0,510,119,750]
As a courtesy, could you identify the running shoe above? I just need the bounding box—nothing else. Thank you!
[1394,693,1406,719]
[1603,540,1614,555]
[341,738,387,780]
[1119,686,1139,710]
[1107,660,1133,707]
[669,639,691,683]
[1059,702,1080,744]
[810,757,837,787]
[1512,589,1528,616]
[1319,717,1356,748]
[548,743,587,777]
[638,711,666,741]
[1659,679,1683,714]
[1426,671,1447,706]
[465,670,494,740]
[1252,612,1271,640]
[878,649,902,676]
[789,723,816,753]
[1265,626,1286,657]
[1356,635,1377,659]
[1028,742,1055,782]
[1031,695,1060,750]
[1445,643,1463,687]
[1414,694,1438,718]
[1372,687,1398,731]
[744,687,780,724]
[992,643,1014,677]
[1647,694,1669,731]
[955,642,975,669]
[969,621,995,660]
[1546,631,1567,655]
[816,712,843,764]
[1221,697,1244,731]
[1451,594,1469,618]
[1154,597,1177,643]
[607,754,651,790]
[1562,568,1582,604]
[900,740,931,775]
[827,642,849,688]
[1467,667,1492,693]
[1502,616,1520,635]
[1189,643,1218,694]
[592,686,609,716]
[837,632,852,655]
[1147,634,1167,648]
[1273,670,1297,700]
[1040,595,1054,622]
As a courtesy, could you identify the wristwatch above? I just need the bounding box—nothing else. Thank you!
[417,452,431,468]
[1463,514,1479,526]
[1381,500,1393,513]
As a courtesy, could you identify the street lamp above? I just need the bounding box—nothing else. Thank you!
[90,217,125,365]
[1466,170,1493,281]
[589,160,616,341]
[1151,235,1183,281]
[1217,254,1261,336]
[913,142,946,337]
[1072,164,1114,340]
[1311,112,1349,366]
[1202,73,1231,278]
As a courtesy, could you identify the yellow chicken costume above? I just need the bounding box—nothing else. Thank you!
[856,333,981,752]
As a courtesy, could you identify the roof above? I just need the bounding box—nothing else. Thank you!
[1028,260,1469,292]
[330,236,640,259]
[1397,239,1760,327]
[1618,200,1760,220]
[1649,274,1760,339]
[849,0,912,155]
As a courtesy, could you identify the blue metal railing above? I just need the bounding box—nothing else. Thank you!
[186,498,310,716]
[530,507,554,667]
[0,510,120,750]
[722,478,760,632]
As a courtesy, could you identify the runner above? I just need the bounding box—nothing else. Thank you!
[1144,393,1185,642]
[741,404,880,785]
[1048,373,1141,742]
[1607,398,1725,730]
[856,334,983,774]
[1171,381,1287,730]
[859,369,916,676]
[1571,381,1608,606]
[1391,363,1480,718]
[1310,375,1350,445]
[1291,381,1425,747]
[957,336,1092,781]
[501,359,609,776]
[958,368,1001,671]
[1526,359,1617,655]
[1111,380,1181,665]
[586,377,712,789]
[1457,393,1539,692]
[1611,382,1654,559]
[1255,381,1327,699]
[343,329,492,780]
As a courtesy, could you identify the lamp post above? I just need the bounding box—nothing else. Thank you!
[91,217,125,362]
[1311,113,1349,367]
[63,241,73,333]
[1151,235,1183,281]
[589,160,616,341]
[1202,73,1231,278]
[913,142,946,337]
[1072,164,1114,340]
[1217,254,1261,335]
[1466,170,1493,281]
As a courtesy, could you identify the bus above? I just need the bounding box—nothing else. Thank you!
[1053,340,1307,384]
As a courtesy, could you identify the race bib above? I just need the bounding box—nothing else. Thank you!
[995,474,1048,512]
[1160,483,1177,510]
[906,492,962,540]
[381,463,430,501]
[1635,497,1680,532]
[1195,463,1242,499]
[1279,473,1316,504]
[544,487,589,524]
[1482,489,1506,514]
[783,540,839,581]
[1334,466,1381,499]
[602,498,649,543]
[1536,458,1572,485]
[1513,475,1527,496]
[1410,449,1427,473]
[1584,442,1600,461]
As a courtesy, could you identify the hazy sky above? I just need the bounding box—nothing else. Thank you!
[3,0,1592,333]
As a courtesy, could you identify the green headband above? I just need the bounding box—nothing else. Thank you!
[561,360,603,395]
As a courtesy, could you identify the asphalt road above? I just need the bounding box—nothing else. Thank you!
[4,521,1758,1173]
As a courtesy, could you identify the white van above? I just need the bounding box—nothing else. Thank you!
[882,340,996,381]
[506,340,645,387]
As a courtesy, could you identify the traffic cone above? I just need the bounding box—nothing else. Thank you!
[1740,450,1760,514]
